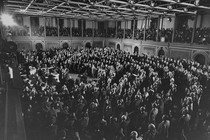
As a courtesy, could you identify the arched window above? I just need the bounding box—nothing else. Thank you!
[35,43,43,51]
[85,42,91,49]
[158,47,165,57]
[7,41,17,52]
[134,46,139,55]
[62,42,69,49]
[117,44,120,50]
[194,54,205,65]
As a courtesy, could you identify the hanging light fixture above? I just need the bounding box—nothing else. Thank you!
[183,8,188,12]
[111,3,117,9]
[167,17,172,22]
[128,0,134,5]
[163,11,167,16]
[148,9,153,13]
[151,1,155,7]
[195,0,200,6]
[105,0,110,5]
[89,0,95,6]
[131,6,135,11]
[167,5,172,10]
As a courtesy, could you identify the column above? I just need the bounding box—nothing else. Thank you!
[144,17,147,41]
[82,20,84,38]
[105,21,108,38]
[115,21,118,38]
[156,16,161,41]
[92,20,94,37]
[172,15,176,43]
[29,17,32,37]
[191,13,198,44]
[200,14,203,28]
[132,19,135,39]
[161,16,164,29]
[123,20,126,39]
[70,19,72,37]
[44,17,46,37]
[58,18,60,38]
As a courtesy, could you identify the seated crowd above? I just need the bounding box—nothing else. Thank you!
[4,24,209,45]
[72,28,82,37]
[18,46,210,140]
[46,26,58,36]
[94,29,106,37]
[5,26,30,36]
[116,29,124,39]
[59,27,71,37]
[194,28,210,45]
[107,28,116,38]
[31,26,45,37]
[84,29,93,37]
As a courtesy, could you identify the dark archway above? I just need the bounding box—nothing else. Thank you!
[117,44,120,50]
[3,41,18,52]
[194,54,206,65]
[35,43,43,51]
[158,47,165,57]
[62,42,69,49]
[0,38,6,52]
[134,46,139,55]
[85,42,91,49]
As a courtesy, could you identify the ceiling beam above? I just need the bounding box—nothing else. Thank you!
[110,0,196,15]
[45,2,65,13]
[159,0,210,10]
[24,0,35,12]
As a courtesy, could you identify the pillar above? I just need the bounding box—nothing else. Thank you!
[144,17,147,41]
[115,21,118,38]
[172,15,176,43]
[123,20,126,39]
[191,13,198,44]
[156,16,161,41]
[132,19,135,39]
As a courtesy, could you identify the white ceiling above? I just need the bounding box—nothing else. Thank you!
[3,0,210,20]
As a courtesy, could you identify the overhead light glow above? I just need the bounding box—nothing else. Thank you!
[0,13,17,26]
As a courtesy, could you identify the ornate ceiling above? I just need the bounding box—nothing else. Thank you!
[3,0,210,20]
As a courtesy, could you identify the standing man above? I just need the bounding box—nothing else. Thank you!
[6,62,14,87]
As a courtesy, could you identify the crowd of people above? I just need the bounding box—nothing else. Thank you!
[84,29,93,37]
[194,27,210,45]
[18,46,210,140]
[31,26,45,37]
[94,29,106,37]
[59,27,71,37]
[46,26,58,36]
[116,29,124,39]
[134,29,144,40]
[5,25,30,36]
[72,28,82,37]
[107,28,116,38]
[174,27,193,44]
[125,29,133,39]
[4,23,209,45]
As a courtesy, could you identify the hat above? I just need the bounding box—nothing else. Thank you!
[130,131,138,138]
[148,123,156,131]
